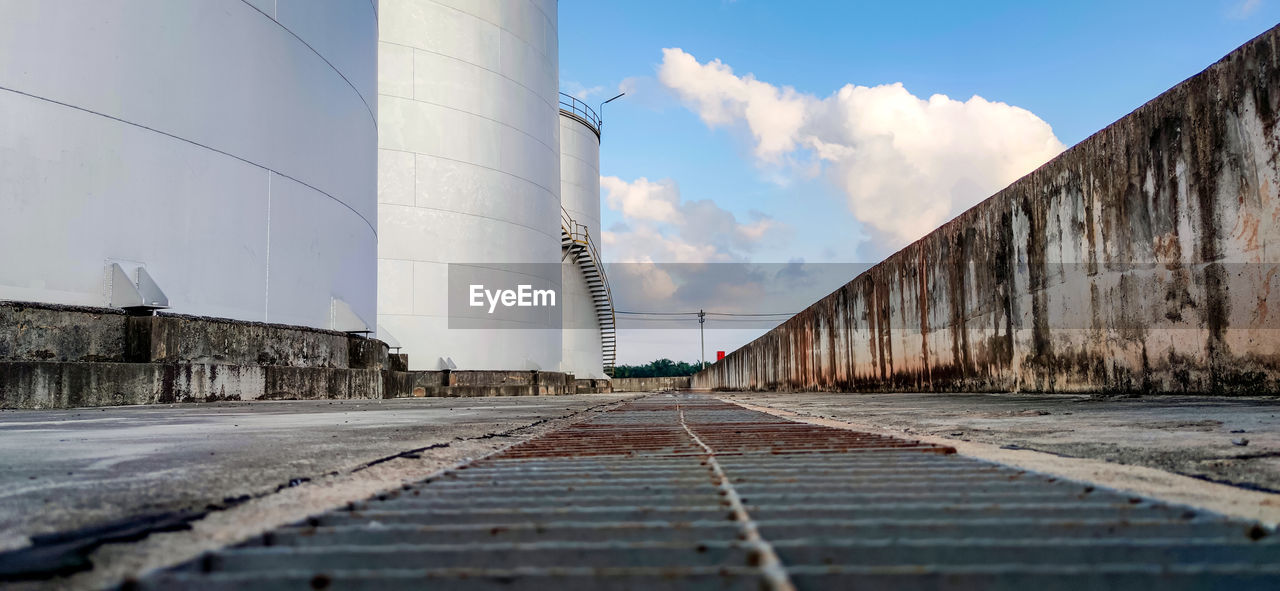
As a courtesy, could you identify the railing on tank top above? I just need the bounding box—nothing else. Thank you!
[558,92,602,138]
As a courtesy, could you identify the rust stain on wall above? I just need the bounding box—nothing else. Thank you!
[695,25,1280,395]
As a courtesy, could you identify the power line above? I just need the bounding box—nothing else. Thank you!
[614,317,702,322]
[620,317,789,322]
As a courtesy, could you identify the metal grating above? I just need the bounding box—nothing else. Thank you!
[133,394,1280,590]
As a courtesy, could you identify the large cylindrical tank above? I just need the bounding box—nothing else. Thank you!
[0,0,378,331]
[559,105,605,378]
[376,0,562,370]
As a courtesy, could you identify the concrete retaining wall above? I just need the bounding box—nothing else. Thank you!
[1,301,603,407]
[382,370,587,398]
[695,26,1280,395]
[0,303,127,363]
[613,377,692,392]
[125,314,355,367]
[0,301,389,408]
[575,378,613,394]
[0,363,385,408]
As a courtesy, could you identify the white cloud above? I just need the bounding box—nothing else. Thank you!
[658,48,810,161]
[1229,0,1262,19]
[560,80,605,101]
[600,176,681,224]
[600,175,785,264]
[657,48,1066,249]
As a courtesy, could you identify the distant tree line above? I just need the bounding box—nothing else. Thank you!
[612,358,704,378]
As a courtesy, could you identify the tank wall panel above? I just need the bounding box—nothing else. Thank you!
[0,0,378,331]
[558,112,605,378]
[376,0,562,370]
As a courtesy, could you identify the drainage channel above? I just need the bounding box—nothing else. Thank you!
[132,393,1280,590]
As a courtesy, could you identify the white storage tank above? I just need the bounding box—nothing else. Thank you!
[0,0,379,331]
[376,0,563,370]
[559,98,609,378]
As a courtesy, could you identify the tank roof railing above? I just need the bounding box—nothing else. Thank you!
[558,92,602,139]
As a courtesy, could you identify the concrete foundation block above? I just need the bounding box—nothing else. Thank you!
[382,370,582,398]
[128,314,351,367]
[347,336,389,370]
[263,367,382,400]
[165,363,266,402]
[574,378,614,393]
[0,301,127,363]
[613,377,690,392]
[0,361,162,408]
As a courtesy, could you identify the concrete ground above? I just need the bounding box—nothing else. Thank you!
[0,394,638,553]
[6,390,1280,589]
[720,392,1280,492]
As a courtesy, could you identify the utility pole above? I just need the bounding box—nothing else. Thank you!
[698,309,706,370]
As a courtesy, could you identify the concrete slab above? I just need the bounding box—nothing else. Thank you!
[720,392,1280,493]
[0,394,638,553]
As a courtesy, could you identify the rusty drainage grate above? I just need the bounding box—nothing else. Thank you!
[132,394,1280,590]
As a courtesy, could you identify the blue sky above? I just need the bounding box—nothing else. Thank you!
[557,0,1280,364]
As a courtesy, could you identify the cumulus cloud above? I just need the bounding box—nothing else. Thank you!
[657,49,810,161]
[600,175,781,264]
[657,48,1066,249]
[601,176,681,224]
[561,80,604,101]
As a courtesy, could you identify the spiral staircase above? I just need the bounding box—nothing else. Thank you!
[560,208,616,376]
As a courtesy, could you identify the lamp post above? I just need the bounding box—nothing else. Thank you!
[599,92,625,133]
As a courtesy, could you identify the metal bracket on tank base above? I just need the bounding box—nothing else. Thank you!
[331,297,373,335]
[377,325,403,354]
[108,263,169,316]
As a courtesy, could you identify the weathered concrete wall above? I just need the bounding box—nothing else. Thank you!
[613,377,692,392]
[695,26,1280,395]
[0,301,389,408]
[0,302,127,362]
[382,370,583,398]
[125,314,352,367]
[1,301,615,407]
[574,378,614,394]
[0,361,389,408]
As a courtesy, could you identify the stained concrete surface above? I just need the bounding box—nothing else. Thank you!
[696,25,1280,395]
[721,392,1280,492]
[0,394,638,552]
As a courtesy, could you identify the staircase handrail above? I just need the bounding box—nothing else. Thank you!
[560,208,614,311]
[560,207,617,375]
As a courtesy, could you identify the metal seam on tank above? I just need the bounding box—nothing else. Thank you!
[264,171,273,322]
[379,148,562,204]
[426,0,559,73]
[237,0,378,126]
[0,84,377,238]
[381,93,561,156]
[378,40,558,113]
[378,206,562,243]
[374,261,565,288]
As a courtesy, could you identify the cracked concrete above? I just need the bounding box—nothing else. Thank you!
[0,394,639,563]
